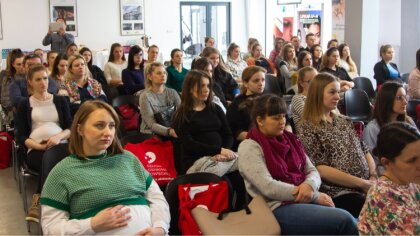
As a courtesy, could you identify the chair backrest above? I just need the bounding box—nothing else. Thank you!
[263,74,285,96]
[112,95,139,109]
[164,172,224,235]
[344,89,372,123]
[120,133,154,146]
[407,100,420,128]
[401,73,410,84]
[353,77,376,100]
[40,143,70,190]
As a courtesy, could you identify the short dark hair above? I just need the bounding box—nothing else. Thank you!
[23,54,42,66]
[305,33,315,41]
[250,94,287,127]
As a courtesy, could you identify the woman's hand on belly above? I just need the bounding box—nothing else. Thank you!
[91,205,131,233]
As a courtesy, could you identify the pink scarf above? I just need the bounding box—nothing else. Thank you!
[247,127,307,186]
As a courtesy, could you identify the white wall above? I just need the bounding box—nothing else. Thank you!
[0,0,247,61]
[378,0,401,69]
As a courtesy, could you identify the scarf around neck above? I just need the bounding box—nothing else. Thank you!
[247,127,307,186]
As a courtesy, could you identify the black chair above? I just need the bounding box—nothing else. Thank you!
[263,74,285,96]
[401,73,410,84]
[40,143,70,190]
[354,77,376,102]
[164,173,225,235]
[344,89,372,123]
[120,133,154,146]
[407,100,420,128]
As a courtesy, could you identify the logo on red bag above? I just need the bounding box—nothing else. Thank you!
[145,152,156,164]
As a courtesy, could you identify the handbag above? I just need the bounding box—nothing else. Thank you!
[124,136,177,186]
[0,132,13,169]
[154,105,175,127]
[117,104,139,130]
[191,195,281,235]
[178,182,229,235]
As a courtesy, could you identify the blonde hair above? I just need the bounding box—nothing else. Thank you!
[144,62,165,89]
[27,64,48,95]
[69,100,124,158]
[65,55,91,82]
[240,66,267,94]
[301,73,340,128]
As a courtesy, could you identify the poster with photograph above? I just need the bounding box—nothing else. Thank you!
[298,10,322,46]
[49,0,78,36]
[332,0,345,43]
[0,2,3,40]
[120,0,145,36]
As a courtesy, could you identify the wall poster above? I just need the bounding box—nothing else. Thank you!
[49,0,78,36]
[297,10,322,46]
[332,0,345,43]
[120,0,145,36]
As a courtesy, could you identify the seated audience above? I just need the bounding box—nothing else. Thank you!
[104,43,127,98]
[338,43,358,79]
[310,44,323,71]
[291,67,317,126]
[173,70,234,173]
[374,44,401,87]
[291,36,304,56]
[42,17,75,54]
[298,73,377,217]
[10,54,57,110]
[201,47,240,103]
[139,62,180,138]
[41,100,169,235]
[238,94,358,235]
[225,43,248,83]
[204,36,215,48]
[166,48,188,93]
[268,37,285,64]
[408,48,420,100]
[191,57,227,110]
[66,43,78,57]
[227,66,266,151]
[1,49,24,119]
[359,122,420,235]
[276,44,297,90]
[288,51,313,94]
[247,43,277,75]
[58,55,107,115]
[146,45,160,64]
[16,64,71,223]
[320,47,354,92]
[327,39,339,49]
[363,81,416,174]
[33,49,45,64]
[304,33,316,51]
[46,50,58,75]
[122,45,146,95]
[49,53,68,92]
[79,47,108,87]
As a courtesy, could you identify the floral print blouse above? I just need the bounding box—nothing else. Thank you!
[358,178,420,235]
[297,114,370,197]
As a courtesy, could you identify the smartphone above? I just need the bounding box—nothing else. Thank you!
[50,22,65,32]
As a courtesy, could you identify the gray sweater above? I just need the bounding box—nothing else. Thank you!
[139,88,181,136]
[238,139,321,210]
[42,32,75,54]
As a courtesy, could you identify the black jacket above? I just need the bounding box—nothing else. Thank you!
[373,60,401,86]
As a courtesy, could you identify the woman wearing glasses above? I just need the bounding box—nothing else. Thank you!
[363,81,417,174]
[122,45,146,95]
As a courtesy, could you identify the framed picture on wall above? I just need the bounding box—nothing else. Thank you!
[49,0,78,36]
[120,0,145,36]
[0,2,3,40]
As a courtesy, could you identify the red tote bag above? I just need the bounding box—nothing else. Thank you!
[124,137,177,186]
[0,132,13,169]
[178,181,229,235]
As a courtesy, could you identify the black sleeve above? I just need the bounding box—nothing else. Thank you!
[373,61,385,85]
[215,105,234,149]
[226,100,249,139]
[91,65,107,86]
[56,96,72,129]
[16,99,30,146]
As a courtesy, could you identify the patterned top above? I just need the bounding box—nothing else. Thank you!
[41,151,153,219]
[297,114,370,197]
[358,178,420,235]
[291,94,306,125]
[225,57,248,79]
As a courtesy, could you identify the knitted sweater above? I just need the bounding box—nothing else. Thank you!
[41,151,153,219]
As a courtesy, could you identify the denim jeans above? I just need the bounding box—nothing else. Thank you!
[272,203,358,235]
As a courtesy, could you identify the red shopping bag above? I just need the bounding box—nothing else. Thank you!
[178,181,229,235]
[0,132,13,169]
[124,137,176,186]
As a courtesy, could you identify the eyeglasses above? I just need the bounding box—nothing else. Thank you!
[394,95,407,102]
